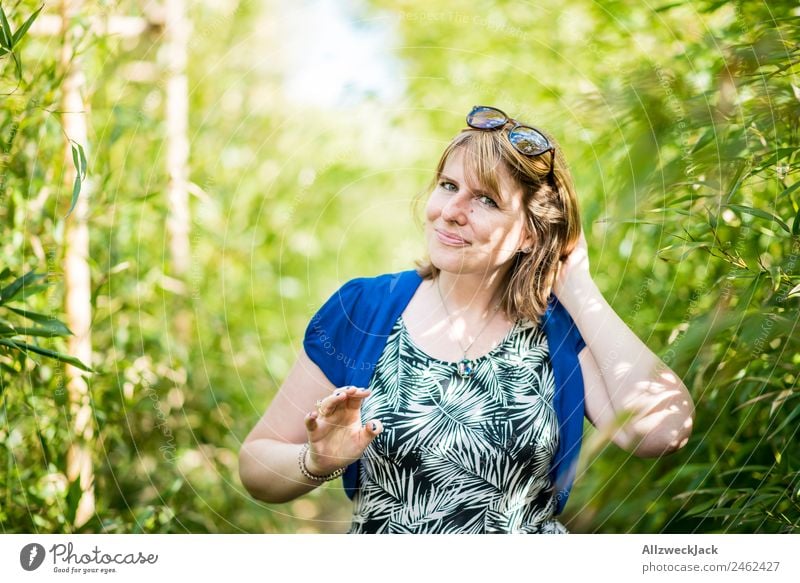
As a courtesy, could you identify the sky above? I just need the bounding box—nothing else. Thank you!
[279,0,404,108]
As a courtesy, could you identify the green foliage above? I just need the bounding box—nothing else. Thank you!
[560,0,800,533]
[1,0,797,534]
[0,3,43,79]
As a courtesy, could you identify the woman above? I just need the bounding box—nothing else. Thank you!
[239,105,695,533]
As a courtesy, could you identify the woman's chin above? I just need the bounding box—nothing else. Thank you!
[428,253,472,273]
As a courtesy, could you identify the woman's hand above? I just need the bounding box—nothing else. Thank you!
[552,229,592,300]
[303,386,383,475]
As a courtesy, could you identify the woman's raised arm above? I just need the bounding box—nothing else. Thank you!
[553,231,695,457]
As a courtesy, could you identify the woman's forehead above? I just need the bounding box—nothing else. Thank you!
[443,147,518,199]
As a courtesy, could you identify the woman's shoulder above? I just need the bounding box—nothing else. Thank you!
[313,269,423,322]
[335,270,423,301]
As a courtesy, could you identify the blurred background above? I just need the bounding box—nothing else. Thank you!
[1,0,798,533]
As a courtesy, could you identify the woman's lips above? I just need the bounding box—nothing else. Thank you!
[435,229,469,246]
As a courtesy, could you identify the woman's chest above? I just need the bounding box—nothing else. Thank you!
[361,317,559,467]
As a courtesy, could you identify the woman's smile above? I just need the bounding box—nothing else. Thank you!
[435,228,470,246]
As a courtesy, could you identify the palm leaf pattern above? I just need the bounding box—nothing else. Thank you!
[348,315,567,534]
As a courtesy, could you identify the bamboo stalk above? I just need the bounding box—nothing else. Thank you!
[60,0,95,530]
[165,0,191,280]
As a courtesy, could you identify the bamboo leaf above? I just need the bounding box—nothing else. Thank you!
[64,478,83,524]
[780,181,800,199]
[0,338,93,372]
[657,241,711,262]
[11,5,44,48]
[66,142,87,218]
[654,1,687,13]
[5,307,73,336]
[77,142,87,178]
[723,161,749,203]
[11,48,22,78]
[1,326,67,338]
[0,271,46,305]
[687,507,740,519]
[785,283,800,299]
[723,204,791,233]
[0,5,12,49]
[768,404,800,439]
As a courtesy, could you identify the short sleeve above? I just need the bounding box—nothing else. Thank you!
[302,278,363,388]
[548,295,586,355]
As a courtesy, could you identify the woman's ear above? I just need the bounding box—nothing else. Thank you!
[518,227,535,253]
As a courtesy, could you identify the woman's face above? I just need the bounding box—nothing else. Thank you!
[425,149,533,278]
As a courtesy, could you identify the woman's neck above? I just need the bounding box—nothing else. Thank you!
[435,269,506,319]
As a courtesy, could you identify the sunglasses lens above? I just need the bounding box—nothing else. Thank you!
[508,126,550,155]
[467,106,507,129]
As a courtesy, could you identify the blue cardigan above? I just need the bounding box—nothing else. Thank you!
[303,269,586,516]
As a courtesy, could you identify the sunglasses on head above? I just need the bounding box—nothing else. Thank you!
[466,105,555,176]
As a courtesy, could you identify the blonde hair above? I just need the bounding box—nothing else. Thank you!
[413,126,582,324]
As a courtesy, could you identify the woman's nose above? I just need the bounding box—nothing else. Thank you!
[441,192,469,223]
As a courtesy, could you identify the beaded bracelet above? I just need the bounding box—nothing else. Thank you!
[298,442,345,482]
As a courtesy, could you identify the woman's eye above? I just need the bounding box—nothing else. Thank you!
[439,181,457,192]
[478,195,498,207]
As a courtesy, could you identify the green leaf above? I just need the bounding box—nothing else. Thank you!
[780,181,800,199]
[723,204,791,234]
[0,271,46,305]
[0,326,67,338]
[768,404,800,440]
[78,143,87,178]
[66,142,87,218]
[718,465,772,478]
[5,307,73,335]
[11,48,22,79]
[11,5,44,48]
[688,507,740,519]
[654,1,687,13]
[0,5,13,49]
[71,141,81,174]
[690,127,717,155]
[68,174,82,218]
[65,478,83,525]
[0,338,93,372]
[70,141,87,180]
[785,283,800,299]
[657,241,711,262]
[723,161,749,203]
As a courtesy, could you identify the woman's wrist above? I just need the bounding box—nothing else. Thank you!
[298,443,345,482]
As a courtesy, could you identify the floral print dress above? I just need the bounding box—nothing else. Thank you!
[348,314,568,534]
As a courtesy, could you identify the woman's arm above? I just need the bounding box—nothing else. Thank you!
[239,347,382,503]
[553,231,695,457]
[239,348,336,503]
